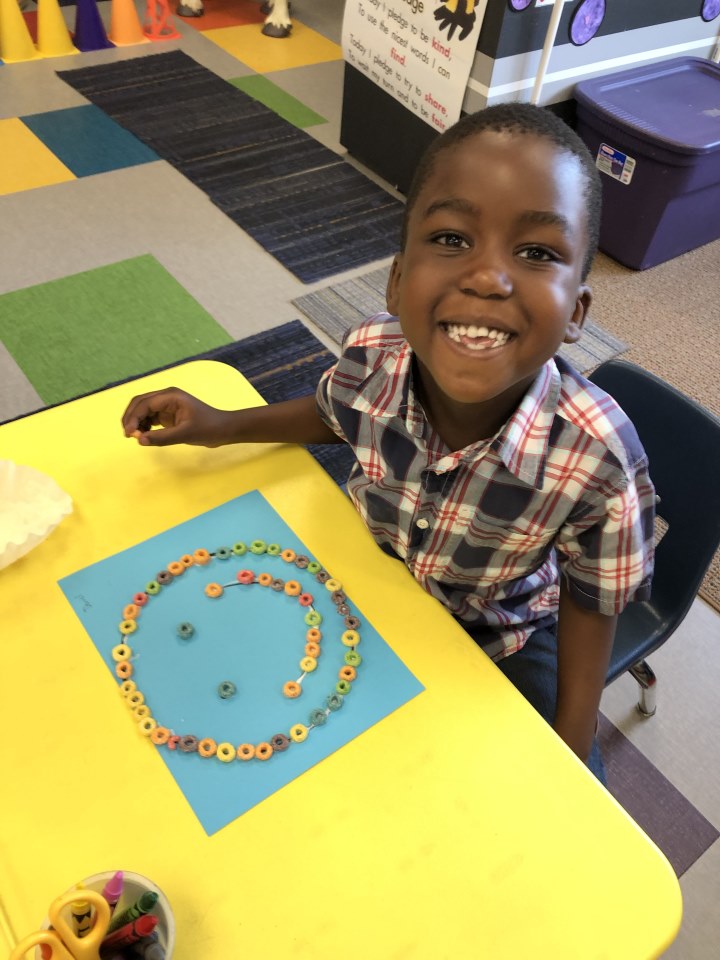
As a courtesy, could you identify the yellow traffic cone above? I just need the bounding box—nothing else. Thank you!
[109,0,149,45]
[37,0,78,57]
[0,0,41,62]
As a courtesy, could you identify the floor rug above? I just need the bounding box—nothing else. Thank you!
[56,51,404,284]
[292,265,629,374]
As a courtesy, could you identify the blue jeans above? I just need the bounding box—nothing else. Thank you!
[469,623,607,784]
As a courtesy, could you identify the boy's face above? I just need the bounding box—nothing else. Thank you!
[387,130,592,429]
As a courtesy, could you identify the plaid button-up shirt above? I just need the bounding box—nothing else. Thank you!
[317,315,655,659]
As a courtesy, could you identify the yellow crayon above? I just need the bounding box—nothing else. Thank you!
[71,883,94,938]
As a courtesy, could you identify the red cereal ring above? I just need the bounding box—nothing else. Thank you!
[237,569,255,584]
[298,593,314,607]
[167,734,181,750]
[255,742,274,761]
[133,592,149,607]
[237,743,255,761]
[198,738,218,758]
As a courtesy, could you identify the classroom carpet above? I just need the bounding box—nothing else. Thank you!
[56,50,405,283]
[292,265,629,373]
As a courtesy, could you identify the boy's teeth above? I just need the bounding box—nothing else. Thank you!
[445,324,511,350]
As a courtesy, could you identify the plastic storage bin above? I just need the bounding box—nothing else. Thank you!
[574,57,720,270]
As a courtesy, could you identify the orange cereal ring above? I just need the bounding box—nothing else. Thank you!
[237,743,256,761]
[198,738,218,758]
[284,580,301,596]
[180,554,194,568]
[306,628,322,644]
[116,660,134,680]
[304,641,321,657]
[258,573,273,587]
[339,665,357,682]
[168,561,185,576]
[151,726,171,745]
[280,548,296,563]
[123,603,140,620]
[205,582,224,598]
[193,548,211,565]
[255,742,273,761]
[283,681,302,699]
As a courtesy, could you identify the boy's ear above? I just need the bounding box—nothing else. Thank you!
[386,255,402,315]
[563,285,592,344]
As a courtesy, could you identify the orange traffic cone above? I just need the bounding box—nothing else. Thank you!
[144,0,180,40]
[37,0,78,57]
[109,0,149,45]
[0,0,40,62]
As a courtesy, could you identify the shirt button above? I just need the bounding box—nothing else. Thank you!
[416,518,430,529]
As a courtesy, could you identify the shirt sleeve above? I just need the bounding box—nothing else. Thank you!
[555,460,656,615]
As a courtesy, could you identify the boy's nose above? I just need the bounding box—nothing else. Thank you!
[458,250,513,299]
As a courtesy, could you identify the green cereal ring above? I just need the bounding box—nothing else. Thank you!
[232,542,247,556]
[304,610,322,627]
[344,650,362,667]
[336,679,352,695]
[146,580,161,595]
[267,543,281,556]
[250,540,267,555]
[307,561,321,574]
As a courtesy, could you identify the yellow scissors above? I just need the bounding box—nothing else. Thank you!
[10,888,111,960]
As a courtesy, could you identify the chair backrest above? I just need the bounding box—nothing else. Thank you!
[588,360,720,630]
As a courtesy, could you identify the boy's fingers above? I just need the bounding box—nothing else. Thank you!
[122,389,181,436]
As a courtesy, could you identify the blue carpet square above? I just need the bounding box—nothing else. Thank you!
[21,104,158,177]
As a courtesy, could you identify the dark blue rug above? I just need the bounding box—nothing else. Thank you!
[56,51,405,284]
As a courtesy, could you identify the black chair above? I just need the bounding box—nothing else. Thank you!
[588,360,720,716]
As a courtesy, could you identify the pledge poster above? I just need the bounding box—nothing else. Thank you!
[342,0,487,132]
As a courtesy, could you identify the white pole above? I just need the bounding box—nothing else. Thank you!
[530,0,568,105]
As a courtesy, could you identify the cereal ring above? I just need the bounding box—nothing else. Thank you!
[300,656,317,673]
[193,549,211,566]
[337,603,351,616]
[344,615,361,629]
[331,591,347,605]
[217,743,235,762]
[250,540,267,555]
[336,679,352,695]
[298,593,314,607]
[281,548,296,563]
[146,580,160,596]
[306,628,322,644]
[127,691,145,709]
[232,542,247,556]
[294,554,310,569]
[205,582,224,598]
[258,573,273,587]
[345,650,362,667]
[267,544,281,556]
[284,580,301,596]
[307,561,321,574]
[304,641,321,657]
[237,569,255,585]
[168,561,185,577]
[123,603,141,620]
[198,738,217,758]
[218,681,236,700]
[215,546,232,561]
[180,554,194,568]
[326,693,344,711]
[339,666,357,682]
[304,610,322,627]
[270,578,285,591]
[271,734,290,752]
[283,681,302,699]
[325,578,342,592]
[341,629,360,647]
[255,742,273,761]
[308,708,328,726]
[120,679,137,696]
[135,705,151,718]
[157,570,173,585]
[167,735,181,751]
[119,619,137,635]
[237,743,255,761]
[151,726,171,745]
[315,570,330,583]
[290,724,309,743]
[177,622,195,640]
[133,592,149,607]
[179,735,199,753]
[116,660,133,679]
[112,643,132,662]
[138,717,156,736]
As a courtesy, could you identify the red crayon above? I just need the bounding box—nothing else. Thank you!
[101,914,158,951]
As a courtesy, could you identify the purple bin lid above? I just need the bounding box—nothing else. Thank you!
[574,56,720,155]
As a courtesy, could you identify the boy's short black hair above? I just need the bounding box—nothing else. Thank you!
[401,102,602,281]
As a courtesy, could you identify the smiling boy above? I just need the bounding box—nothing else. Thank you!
[123,104,655,780]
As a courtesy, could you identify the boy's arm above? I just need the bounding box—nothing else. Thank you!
[122,389,343,448]
[553,578,616,763]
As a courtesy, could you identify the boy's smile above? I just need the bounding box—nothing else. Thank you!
[387,130,592,448]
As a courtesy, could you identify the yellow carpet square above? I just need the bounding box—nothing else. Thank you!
[203,21,341,72]
[0,118,75,196]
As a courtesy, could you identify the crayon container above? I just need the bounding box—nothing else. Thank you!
[39,871,175,958]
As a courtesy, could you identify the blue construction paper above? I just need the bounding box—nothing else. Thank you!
[60,492,424,834]
[21,104,158,178]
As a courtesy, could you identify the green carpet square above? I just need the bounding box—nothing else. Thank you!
[228,75,327,128]
[0,255,233,406]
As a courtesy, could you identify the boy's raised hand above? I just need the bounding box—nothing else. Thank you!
[122,387,233,447]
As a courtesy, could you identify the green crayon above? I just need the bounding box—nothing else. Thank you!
[106,890,159,934]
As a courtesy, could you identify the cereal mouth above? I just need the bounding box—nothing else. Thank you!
[442,323,514,351]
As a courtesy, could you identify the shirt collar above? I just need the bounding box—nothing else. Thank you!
[347,331,559,486]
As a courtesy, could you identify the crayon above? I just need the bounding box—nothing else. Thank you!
[106,890,158,933]
[101,871,124,915]
[132,937,165,960]
[100,913,158,951]
[70,886,94,938]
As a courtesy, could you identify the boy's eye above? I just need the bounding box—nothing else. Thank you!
[518,246,558,263]
[431,232,470,249]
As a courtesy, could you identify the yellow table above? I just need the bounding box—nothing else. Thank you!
[0,362,681,959]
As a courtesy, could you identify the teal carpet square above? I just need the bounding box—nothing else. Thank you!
[20,104,159,177]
